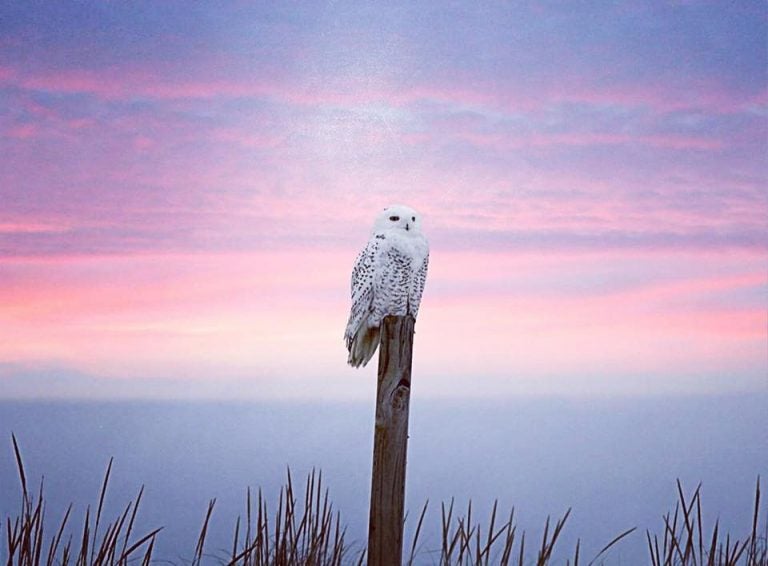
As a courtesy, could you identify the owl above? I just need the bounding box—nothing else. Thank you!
[344,204,430,368]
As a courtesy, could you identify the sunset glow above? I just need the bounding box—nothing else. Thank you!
[1,2,765,399]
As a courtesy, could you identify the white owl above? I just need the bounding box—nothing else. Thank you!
[345,204,430,368]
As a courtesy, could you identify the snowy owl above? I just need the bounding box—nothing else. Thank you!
[344,204,430,368]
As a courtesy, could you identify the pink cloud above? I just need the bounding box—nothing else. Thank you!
[5,123,39,139]
[407,130,725,151]
[2,96,98,141]
[4,65,278,101]
[20,96,60,119]
[0,251,346,323]
[1,58,762,262]
[0,251,350,380]
[565,80,768,114]
[416,295,765,390]
[209,127,284,149]
[0,248,764,391]
[383,73,764,115]
[3,59,760,117]
[0,221,70,234]
[413,249,766,386]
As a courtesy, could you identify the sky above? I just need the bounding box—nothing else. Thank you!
[0,1,766,400]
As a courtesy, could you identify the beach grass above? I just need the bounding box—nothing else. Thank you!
[3,434,765,565]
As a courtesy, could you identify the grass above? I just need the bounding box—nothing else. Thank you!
[5,435,160,565]
[646,479,767,566]
[2,435,765,565]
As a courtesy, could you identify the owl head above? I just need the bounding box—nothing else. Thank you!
[372,204,423,235]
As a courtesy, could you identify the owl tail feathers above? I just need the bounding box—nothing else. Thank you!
[347,324,381,368]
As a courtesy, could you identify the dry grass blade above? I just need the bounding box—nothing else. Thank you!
[91,457,113,565]
[406,500,429,566]
[435,501,575,566]
[11,434,28,502]
[79,505,91,560]
[441,498,454,562]
[245,486,252,554]
[481,500,498,566]
[747,476,762,566]
[193,499,216,566]
[140,535,155,566]
[119,526,163,559]
[4,438,765,566]
[46,502,72,565]
[664,506,686,565]
[676,479,702,563]
[120,485,144,560]
[646,530,658,566]
[587,526,636,566]
[498,508,517,566]
[697,485,705,564]
[645,478,766,566]
[481,508,515,566]
[4,437,159,566]
[222,467,350,566]
[537,508,570,565]
[709,519,721,566]
[230,515,241,562]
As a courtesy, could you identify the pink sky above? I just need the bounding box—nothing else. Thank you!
[0,2,766,399]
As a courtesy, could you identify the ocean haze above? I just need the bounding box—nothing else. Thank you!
[1,394,765,563]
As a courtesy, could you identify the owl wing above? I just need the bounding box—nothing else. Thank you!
[409,251,429,318]
[344,236,380,344]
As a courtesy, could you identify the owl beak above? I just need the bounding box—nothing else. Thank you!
[405,223,410,231]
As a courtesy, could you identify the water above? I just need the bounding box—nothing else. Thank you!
[1,394,766,563]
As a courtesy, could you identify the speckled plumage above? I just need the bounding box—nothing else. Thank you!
[345,205,429,368]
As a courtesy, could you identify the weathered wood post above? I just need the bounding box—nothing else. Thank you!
[367,314,415,566]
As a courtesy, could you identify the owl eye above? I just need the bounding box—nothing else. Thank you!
[411,216,416,221]
[389,215,400,221]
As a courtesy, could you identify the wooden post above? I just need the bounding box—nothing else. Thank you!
[367,315,415,566]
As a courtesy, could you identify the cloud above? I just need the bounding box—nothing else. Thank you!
[2,2,763,261]
[1,0,765,398]
[12,68,277,102]
[4,60,764,117]
[0,221,69,234]
[0,249,764,394]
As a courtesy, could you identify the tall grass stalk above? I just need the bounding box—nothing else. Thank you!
[4,434,160,566]
[411,499,633,565]
[220,469,350,566]
[3,436,765,565]
[646,478,766,566]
